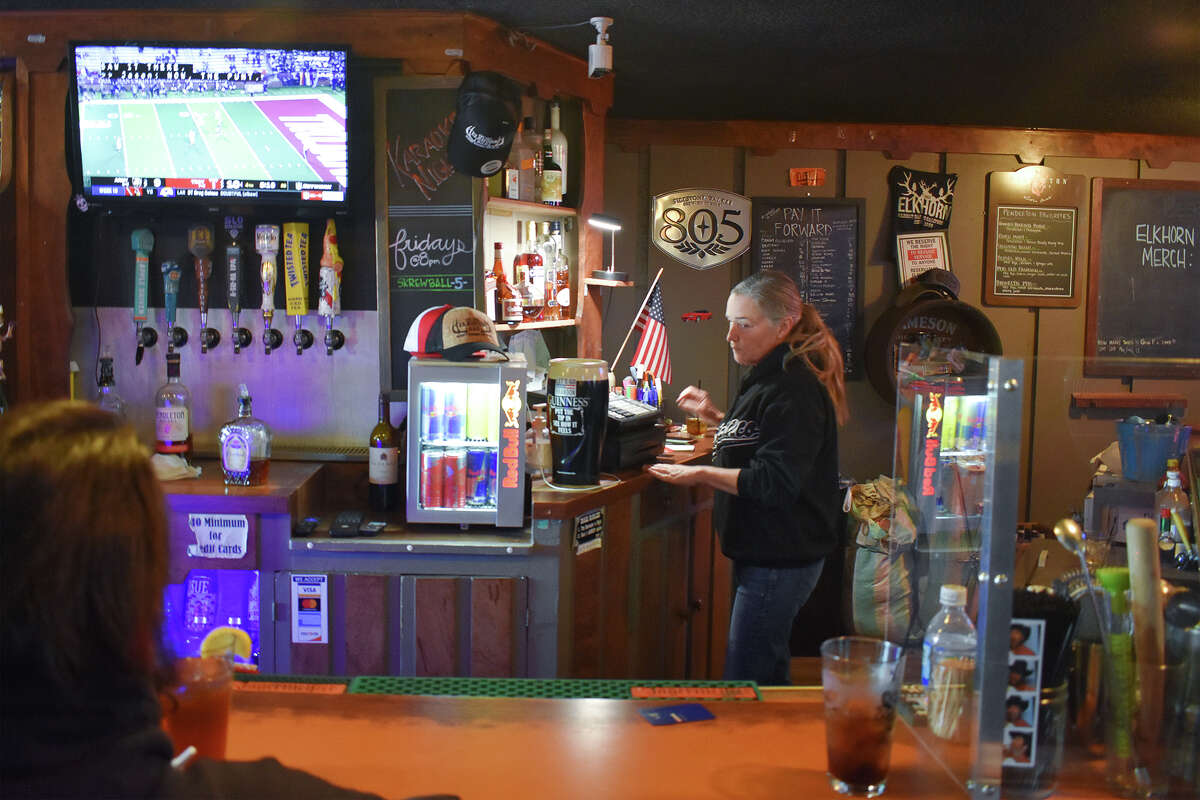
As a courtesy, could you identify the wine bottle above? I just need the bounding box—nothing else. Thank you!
[540,128,563,206]
[369,392,399,511]
[549,101,568,200]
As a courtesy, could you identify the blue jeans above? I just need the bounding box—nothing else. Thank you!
[723,560,825,685]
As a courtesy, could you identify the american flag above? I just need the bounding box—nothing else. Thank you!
[631,282,672,385]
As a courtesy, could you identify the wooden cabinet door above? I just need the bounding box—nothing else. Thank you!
[274,573,529,678]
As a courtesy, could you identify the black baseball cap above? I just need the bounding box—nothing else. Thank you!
[448,71,517,178]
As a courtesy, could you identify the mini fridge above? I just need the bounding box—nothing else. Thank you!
[406,358,527,527]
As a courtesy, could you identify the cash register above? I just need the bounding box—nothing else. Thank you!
[603,395,666,470]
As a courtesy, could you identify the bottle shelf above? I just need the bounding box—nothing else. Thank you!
[484,197,577,221]
[495,318,577,333]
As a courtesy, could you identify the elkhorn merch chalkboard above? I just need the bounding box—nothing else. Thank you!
[751,197,864,376]
[1085,178,1200,378]
[375,76,476,394]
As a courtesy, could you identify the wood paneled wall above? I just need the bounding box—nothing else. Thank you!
[604,125,1200,523]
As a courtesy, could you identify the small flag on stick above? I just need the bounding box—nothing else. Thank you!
[631,282,672,385]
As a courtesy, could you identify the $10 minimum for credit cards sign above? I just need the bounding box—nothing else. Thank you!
[651,188,751,270]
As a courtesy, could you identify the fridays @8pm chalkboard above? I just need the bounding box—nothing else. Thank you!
[750,197,864,376]
[1085,178,1200,378]
[375,76,476,396]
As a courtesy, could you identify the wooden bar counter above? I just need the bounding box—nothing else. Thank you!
[160,437,724,681]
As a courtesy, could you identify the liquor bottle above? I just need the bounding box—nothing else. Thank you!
[495,242,523,325]
[512,221,533,317]
[540,128,563,206]
[218,383,272,486]
[549,101,568,201]
[485,242,500,322]
[518,116,541,202]
[503,118,524,200]
[368,392,399,511]
[550,221,571,319]
[537,222,559,321]
[155,352,193,459]
[523,220,545,323]
[95,354,127,421]
[1155,460,1191,565]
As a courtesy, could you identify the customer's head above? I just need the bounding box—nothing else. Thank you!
[0,401,168,690]
[728,269,848,424]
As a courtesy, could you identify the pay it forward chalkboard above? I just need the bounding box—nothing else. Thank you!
[374,76,476,395]
[750,197,864,376]
[1085,178,1200,378]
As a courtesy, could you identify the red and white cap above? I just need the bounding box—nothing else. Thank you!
[403,305,507,361]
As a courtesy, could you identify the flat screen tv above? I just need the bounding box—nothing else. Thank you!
[69,42,349,208]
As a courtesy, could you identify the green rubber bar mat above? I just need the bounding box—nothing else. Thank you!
[348,677,760,700]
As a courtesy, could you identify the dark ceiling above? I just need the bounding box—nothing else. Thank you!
[7,0,1200,136]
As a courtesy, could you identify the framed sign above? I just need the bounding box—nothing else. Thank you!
[374,76,476,396]
[1085,177,1200,378]
[984,166,1086,307]
[750,197,864,376]
[896,230,950,285]
[650,188,751,270]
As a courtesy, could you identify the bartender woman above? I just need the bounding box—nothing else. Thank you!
[648,270,848,684]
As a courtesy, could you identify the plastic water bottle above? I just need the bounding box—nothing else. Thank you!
[921,583,976,686]
[922,583,977,739]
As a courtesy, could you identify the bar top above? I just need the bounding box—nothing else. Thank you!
[531,431,714,519]
[160,460,324,516]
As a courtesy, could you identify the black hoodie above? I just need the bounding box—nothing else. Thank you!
[711,343,840,565]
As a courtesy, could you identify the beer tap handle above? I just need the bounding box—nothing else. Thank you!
[161,259,187,350]
[131,228,156,365]
[188,224,218,353]
[282,222,311,355]
[318,219,344,356]
[225,216,249,354]
[255,224,280,355]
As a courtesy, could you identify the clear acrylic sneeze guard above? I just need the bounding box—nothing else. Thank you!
[887,345,1023,797]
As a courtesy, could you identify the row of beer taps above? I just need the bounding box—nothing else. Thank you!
[130,217,345,364]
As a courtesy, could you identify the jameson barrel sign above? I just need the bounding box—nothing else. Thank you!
[650,188,751,270]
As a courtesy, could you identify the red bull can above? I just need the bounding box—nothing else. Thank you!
[443,383,466,441]
[442,450,467,509]
[420,450,444,508]
[466,449,489,506]
[420,384,445,444]
[485,450,499,507]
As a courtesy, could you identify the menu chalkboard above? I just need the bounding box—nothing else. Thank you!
[750,198,864,376]
[984,167,1086,308]
[1085,178,1200,378]
[375,76,476,394]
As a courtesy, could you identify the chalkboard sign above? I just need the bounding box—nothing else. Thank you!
[984,166,1086,308]
[375,76,476,395]
[1085,178,1200,378]
[750,197,864,376]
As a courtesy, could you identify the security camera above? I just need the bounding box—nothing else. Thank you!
[588,16,613,78]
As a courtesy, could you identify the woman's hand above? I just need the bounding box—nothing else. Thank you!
[646,463,706,486]
[676,386,723,425]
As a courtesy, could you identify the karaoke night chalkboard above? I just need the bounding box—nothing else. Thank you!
[1085,178,1200,378]
[376,76,476,393]
[750,197,864,376]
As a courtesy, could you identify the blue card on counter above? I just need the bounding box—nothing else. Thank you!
[639,703,714,726]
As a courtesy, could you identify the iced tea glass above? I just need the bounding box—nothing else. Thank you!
[821,636,906,797]
[161,656,234,760]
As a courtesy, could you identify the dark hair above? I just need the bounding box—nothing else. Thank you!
[0,401,168,690]
[1006,695,1029,711]
[1010,732,1030,745]
[731,269,849,424]
[1011,624,1031,641]
[1010,659,1032,676]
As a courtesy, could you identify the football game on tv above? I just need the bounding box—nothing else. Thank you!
[71,43,348,206]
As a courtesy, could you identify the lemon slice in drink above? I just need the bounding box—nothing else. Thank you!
[200,626,253,661]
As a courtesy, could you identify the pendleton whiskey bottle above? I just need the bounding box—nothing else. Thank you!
[368,392,400,511]
[155,351,193,460]
[218,383,272,486]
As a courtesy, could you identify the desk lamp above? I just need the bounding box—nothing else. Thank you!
[588,214,625,282]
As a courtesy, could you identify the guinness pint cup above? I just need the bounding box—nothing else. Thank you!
[547,358,609,486]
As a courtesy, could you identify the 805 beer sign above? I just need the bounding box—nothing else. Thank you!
[651,188,751,270]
